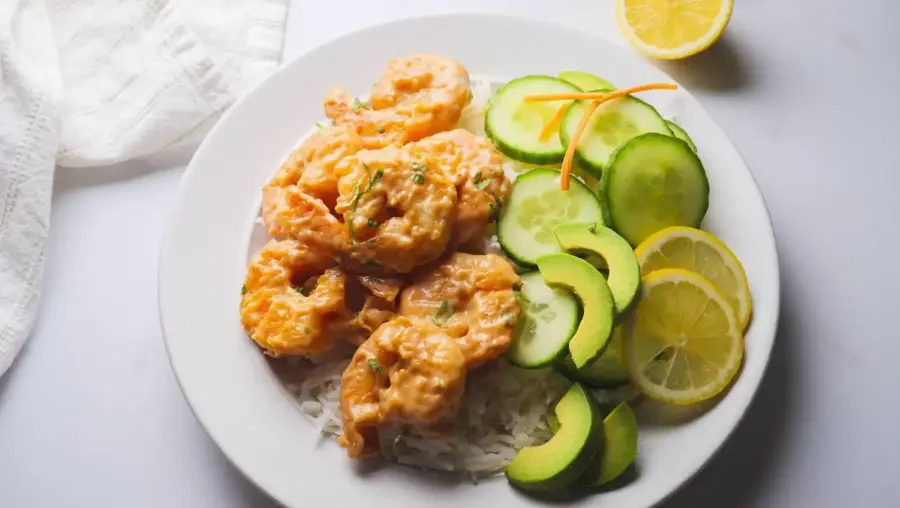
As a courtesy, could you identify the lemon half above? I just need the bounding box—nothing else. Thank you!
[616,0,734,60]
[625,269,743,405]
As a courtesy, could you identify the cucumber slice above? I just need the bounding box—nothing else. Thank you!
[665,120,698,152]
[605,133,709,246]
[485,75,580,164]
[497,168,606,266]
[558,71,615,92]
[507,272,580,368]
[560,96,673,177]
[559,326,630,388]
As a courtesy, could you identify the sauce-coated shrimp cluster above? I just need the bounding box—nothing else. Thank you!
[239,54,522,459]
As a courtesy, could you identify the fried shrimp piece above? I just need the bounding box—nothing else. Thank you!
[399,253,521,368]
[266,123,365,210]
[338,317,467,458]
[333,145,457,274]
[325,275,399,347]
[240,240,348,357]
[324,54,470,149]
[261,185,343,257]
[407,129,511,244]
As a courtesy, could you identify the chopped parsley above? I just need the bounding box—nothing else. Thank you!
[410,162,428,172]
[347,169,385,243]
[368,358,383,374]
[294,285,308,295]
[473,171,493,190]
[489,193,503,221]
[315,121,328,130]
[367,218,377,228]
[432,299,455,326]
[374,125,385,133]
[412,173,425,185]
[241,284,246,295]
[352,98,370,113]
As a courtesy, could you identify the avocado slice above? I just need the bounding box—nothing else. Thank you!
[557,71,615,92]
[581,401,639,486]
[536,253,615,369]
[558,325,630,388]
[505,383,603,492]
[554,223,640,315]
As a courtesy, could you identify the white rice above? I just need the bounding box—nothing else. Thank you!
[275,76,643,479]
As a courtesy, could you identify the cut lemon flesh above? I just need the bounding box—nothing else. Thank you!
[616,0,734,60]
[635,226,751,330]
[625,269,743,404]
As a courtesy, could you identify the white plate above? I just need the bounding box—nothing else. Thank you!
[159,14,780,508]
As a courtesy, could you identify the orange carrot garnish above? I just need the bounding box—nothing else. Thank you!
[524,83,678,103]
[539,103,570,142]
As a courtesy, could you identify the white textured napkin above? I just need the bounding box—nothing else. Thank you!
[0,0,288,375]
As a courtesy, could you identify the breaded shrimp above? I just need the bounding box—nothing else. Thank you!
[407,129,511,244]
[399,253,521,368]
[338,317,467,458]
[333,145,457,275]
[324,54,470,149]
[240,240,347,357]
[266,123,365,210]
[261,185,343,257]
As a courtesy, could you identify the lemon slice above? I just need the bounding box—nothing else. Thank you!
[635,226,751,330]
[616,0,734,60]
[625,269,743,404]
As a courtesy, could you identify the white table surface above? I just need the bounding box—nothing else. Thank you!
[2,1,899,506]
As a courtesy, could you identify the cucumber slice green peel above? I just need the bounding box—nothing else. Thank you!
[497,168,605,267]
[558,71,615,92]
[507,272,580,369]
[485,75,580,164]
[604,133,709,247]
[560,96,673,178]
[665,120,698,152]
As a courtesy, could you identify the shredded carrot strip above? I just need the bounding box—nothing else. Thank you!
[539,103,570,142]
[543,82,678,191]
[524,83,678,103]
[560,99,602,191]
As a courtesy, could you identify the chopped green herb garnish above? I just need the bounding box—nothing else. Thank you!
[367,218,377,228]
[374,125,385,133]
[368,358,383,374]
[315,121,328,130]
[241,284,246,295]
[348,169,385,244]
[432,299,455,326]
[294,285,308,295]
[410,162,428,172]
[475,177,493,190]
[412,173,425,185]
[352,98,370,113]
[489,193,503,221]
